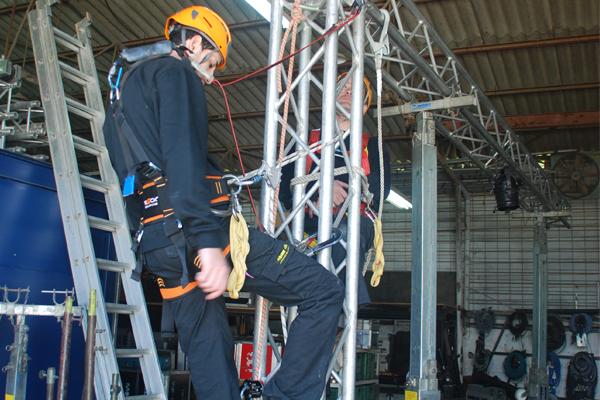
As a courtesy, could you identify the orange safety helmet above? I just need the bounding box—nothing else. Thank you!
[336,72,373,115]
[165,6,232,69]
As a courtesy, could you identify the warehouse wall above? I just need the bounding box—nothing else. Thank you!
[379,193,599,399]
[379,194,600,310]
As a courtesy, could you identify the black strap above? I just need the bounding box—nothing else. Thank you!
[163,217,192,287]
[113,101,151,170]
[161,299,176,338]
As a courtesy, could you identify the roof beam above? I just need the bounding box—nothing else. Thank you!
[440,110,599,132]
[427,34,599,57]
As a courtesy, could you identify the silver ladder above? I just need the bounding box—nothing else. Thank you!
[28,1,165,399]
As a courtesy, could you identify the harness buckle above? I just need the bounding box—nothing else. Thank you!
[135,229,144,243]
[137,161,162,180]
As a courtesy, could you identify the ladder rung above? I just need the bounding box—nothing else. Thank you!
[88,215,123,232]
[80,174,115,193]
[65,97,103,120]
[59,61,93,86]
[97,258,133,273]
[53,27,84,52]
[126,395,165,400]
[72,135,107,156]
[105,303,141,314]
[115,349,152,358]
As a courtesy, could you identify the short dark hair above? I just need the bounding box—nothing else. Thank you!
[168,23,215,51]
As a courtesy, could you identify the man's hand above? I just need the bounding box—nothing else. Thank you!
[308,180,349,218]
[195,248,231,300]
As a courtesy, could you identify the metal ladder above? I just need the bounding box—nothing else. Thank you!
[28,1,165,398]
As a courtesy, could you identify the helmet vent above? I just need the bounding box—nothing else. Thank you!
[191,10,198,19]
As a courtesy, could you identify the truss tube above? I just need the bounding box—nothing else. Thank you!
[434,121,495,180]
[341,9,366,399]
[397,0,569,218]
[459,110,570,227]
[366,0,568,221]
[364,56,411,102]
[254,0,284,381]
[288,24,314,328]
[407,112,440,400]
[364,0,451,98]
[529,222,549,400]
[316,0,340,271]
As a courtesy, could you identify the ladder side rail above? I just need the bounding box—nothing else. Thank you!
[74,14,165,397]
[28,5,114,399]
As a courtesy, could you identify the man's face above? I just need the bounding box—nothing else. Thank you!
[336,79,353,113]
[187,36,224,85]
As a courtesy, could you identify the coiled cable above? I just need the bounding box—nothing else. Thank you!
[474,348,491,371]
[547,351,561,394]
[503,351,527,381]
[569,352,597,383]
[570,313,593,335]
[546,314,566,352]
[507,311,528,338]
[474,308,495,335]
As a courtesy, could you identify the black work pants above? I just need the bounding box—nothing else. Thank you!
[150,227,344,400]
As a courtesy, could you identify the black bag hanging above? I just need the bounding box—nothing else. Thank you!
[566,352,597,400]
[493,167,521,211]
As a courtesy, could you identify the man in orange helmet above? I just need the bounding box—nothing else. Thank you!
[104,6,344,400]
[281,73,391,308]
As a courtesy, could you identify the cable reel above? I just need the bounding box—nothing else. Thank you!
[569,312,593,347]
[503,351,527,382]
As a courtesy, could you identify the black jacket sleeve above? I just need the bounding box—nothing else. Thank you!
[366,137,391,211]
[153,61,222,251]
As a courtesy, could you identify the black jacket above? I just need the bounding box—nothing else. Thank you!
[103,56,227,253]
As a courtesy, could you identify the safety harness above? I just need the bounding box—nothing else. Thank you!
[109,52,231,298]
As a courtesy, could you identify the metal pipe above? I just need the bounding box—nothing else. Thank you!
[316,0,339,272]
[288,23,314,329]
[529,222,549,400]
[110,373,121,400]
[42,367,57,400]
[454,186,464,378]
[341,8,366,399]
[82,290,97,400]
[4,315,29,400]
[407,111,440,399]
[56,296,73,400]
[253,0,284,381]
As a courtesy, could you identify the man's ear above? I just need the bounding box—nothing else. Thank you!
[187,35,203,53]
[362,103,369,115]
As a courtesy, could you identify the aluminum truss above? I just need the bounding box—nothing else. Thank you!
[366,0,570,226]
[253,0,370,396]
[0,67,47,159]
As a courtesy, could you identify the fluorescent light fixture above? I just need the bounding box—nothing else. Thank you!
[387,189,412,209]
[245,0,290,29]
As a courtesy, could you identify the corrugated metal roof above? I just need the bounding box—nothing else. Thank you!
[0,0,597,184]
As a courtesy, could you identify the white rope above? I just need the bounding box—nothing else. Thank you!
[289,165,374,205]
[375,52,385,220]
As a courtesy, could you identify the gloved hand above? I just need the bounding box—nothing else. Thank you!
[370,219,385,287]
